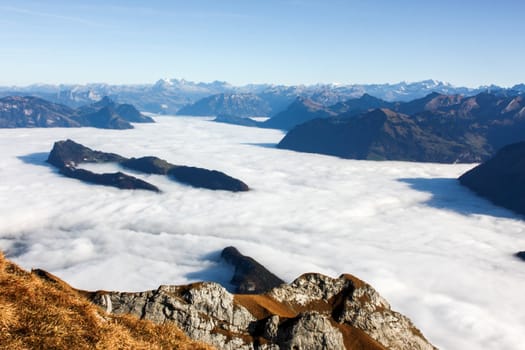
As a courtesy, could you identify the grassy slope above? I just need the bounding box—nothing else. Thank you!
[0,252,214,350]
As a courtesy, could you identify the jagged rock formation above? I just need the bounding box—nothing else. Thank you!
[278,91,525,163]
[220,246,284,294]
[169,167,249,192]
[46,140,159,192]
[0,252,213,350]
[89,272,435,350]
[47,139,125,168]
[122,156,250,192]
[47,140,249,192]
[59,167,160,192]
[459,141,525,215]
[0,95,153,129]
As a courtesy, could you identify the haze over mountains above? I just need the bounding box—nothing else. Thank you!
[0,95,153,129]
[1,78,523,115]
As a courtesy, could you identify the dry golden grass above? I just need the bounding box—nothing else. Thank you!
[0,252,214,350]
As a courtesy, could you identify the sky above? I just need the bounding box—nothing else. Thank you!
[0,0,524,87]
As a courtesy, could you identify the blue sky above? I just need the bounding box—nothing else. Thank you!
[0,0,523,87]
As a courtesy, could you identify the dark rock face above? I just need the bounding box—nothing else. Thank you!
[121,156,174,175]
[47,140,158,192]
[515,251,525,261]
[47,139,125,168]
[459,141,525,215]
[169,166,249,192]
[59,167,160,192]
[221,246,284,294]
[279,91,525,163]
[122,156,250,192]
[47,140,249,193]
[0,95,153,129]
[88,252,436,350]
[178,93,272,118]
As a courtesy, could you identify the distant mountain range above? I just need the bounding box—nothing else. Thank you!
[2,78,523,116]
[277,91,525,163]
[177,93,272,117]
[0,96,152,129]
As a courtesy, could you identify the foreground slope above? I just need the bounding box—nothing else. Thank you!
[0,252,212,350]
[87,247,435,350]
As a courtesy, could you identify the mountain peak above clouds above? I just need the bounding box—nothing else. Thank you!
[1,78,513,115]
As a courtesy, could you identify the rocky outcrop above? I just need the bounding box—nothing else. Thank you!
[47,139,125,168]
[169,166,249,192]
[89,271,435,350]
[459,141,525,215]
[59,167,160,192]
[0,95,153,129]
[221,246,284,294]
[122,156,250,192]
[47,140,249,193]
[46,140,159,192]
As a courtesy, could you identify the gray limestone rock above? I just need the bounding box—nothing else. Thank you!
[89,259,435,350]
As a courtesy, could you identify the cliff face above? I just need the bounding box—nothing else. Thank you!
[89,273,435,350]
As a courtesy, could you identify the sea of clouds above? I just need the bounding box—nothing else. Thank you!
[1,116,524,350]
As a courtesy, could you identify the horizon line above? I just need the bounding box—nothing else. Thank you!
[0,78,521,90]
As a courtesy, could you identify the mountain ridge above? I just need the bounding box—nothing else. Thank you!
[1,78,517,115]
[277,90,525,163]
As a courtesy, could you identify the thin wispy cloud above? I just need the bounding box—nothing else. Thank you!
[0,5,107,27]
[100,4,252,20]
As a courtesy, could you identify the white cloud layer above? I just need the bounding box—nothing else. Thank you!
[1,117,524,350]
